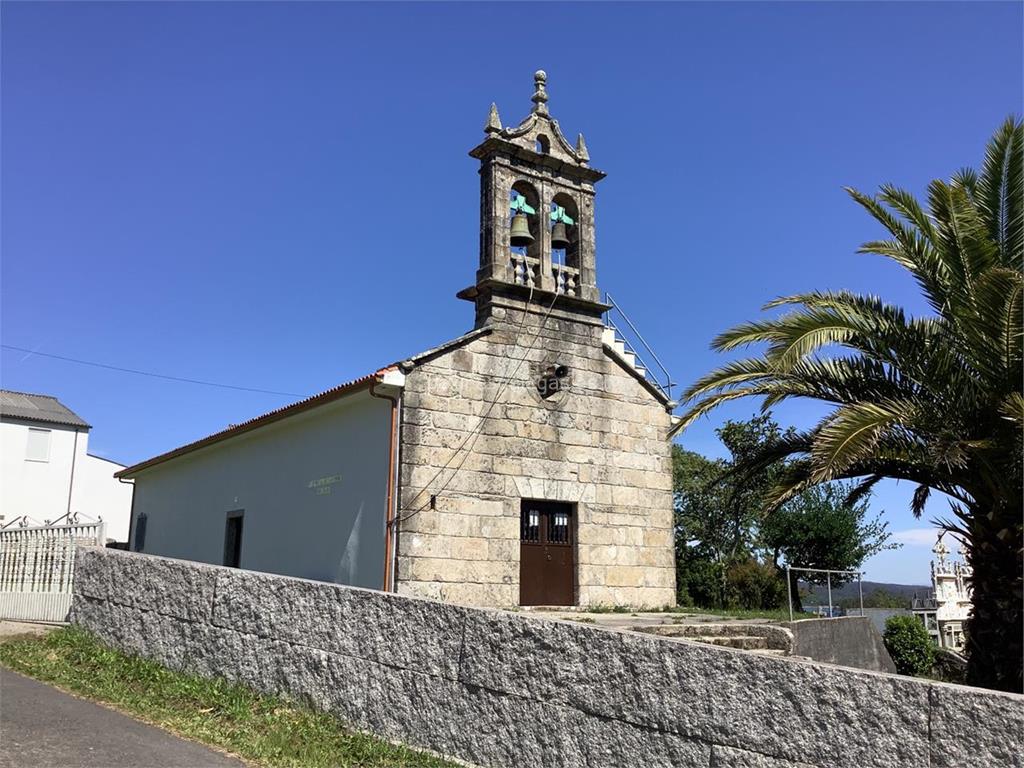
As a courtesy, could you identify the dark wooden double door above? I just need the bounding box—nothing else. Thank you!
[519,501,575,606]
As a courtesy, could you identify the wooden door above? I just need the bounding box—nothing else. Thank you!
[519,501,575,606]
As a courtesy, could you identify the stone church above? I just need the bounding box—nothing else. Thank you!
[119,71,677,609]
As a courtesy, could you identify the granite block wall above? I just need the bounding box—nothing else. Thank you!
[397,305,676,608]
[71,548,1023,768]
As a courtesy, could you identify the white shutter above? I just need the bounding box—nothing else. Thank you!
[25,428,51,462]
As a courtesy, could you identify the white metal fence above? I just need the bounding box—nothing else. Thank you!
[0,518,105,622]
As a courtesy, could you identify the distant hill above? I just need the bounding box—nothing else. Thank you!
[798,580,930,608]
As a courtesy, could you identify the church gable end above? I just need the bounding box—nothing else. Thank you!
[395,73,676,609]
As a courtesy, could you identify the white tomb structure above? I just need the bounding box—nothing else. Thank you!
[912,534,971,652]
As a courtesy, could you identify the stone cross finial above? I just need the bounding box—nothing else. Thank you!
[485,103,502,134]
[531,69,549,115]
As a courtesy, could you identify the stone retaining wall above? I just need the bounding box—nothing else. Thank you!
[70,548,1023,768]
[782,617,898,674]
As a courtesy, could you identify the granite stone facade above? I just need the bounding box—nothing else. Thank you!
[396,300,676,608]
[71,548,1024,768]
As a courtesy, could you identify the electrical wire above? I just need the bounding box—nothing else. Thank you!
[394,270,537,524]
[395,273,562,527]
[0,344,302,397]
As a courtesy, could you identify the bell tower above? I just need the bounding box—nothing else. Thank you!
[459,70,608,327]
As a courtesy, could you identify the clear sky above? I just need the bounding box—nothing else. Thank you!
[2,2,1021,585]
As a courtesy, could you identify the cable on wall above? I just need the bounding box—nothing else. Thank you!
[394,284,561,527]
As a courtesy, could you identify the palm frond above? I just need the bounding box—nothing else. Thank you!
[675,119,1022,541]
[847,186,949,314]
[1000,392,1024,425]
[977,116,1023,267]
[911,484,931,518]
[845,474,883,506]
[879,183,936,242]
[671,387,771,434]
[809,401,914,480]
[683,358,779,399]
[953,167,979,203]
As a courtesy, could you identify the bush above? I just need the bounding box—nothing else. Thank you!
[724,559,787,610]
[677,557,786,610]
[677,557,724,608]
[883,615,936,676]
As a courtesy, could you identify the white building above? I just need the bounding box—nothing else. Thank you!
[912,535,972,653]
[0,390,133,542]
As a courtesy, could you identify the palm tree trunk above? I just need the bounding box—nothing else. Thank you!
[964,504,1024,693]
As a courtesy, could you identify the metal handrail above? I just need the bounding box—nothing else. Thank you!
[603,292,675,400]
[605,317,668,398]
[786,565,864,622]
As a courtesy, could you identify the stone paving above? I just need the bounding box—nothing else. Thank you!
[521,608,774,629]
[0,619,61,640]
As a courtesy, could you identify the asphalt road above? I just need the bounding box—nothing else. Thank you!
[0,669,246,768]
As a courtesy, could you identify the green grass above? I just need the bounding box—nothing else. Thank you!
[0,627,458,768]
[580,604,818,621]
[663,606,819,621]
[583,604,639,614]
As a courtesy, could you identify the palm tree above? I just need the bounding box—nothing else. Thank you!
[672,118,1022,692]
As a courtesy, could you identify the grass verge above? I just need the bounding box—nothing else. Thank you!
[666,606,820,621]
[0,627,458,768]
[582,604,819,621]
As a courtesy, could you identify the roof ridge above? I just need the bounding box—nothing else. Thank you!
[117,369,388,478]
[0,388,61,401]
[116,328,491,478]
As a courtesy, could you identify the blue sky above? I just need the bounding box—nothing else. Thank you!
[2,2,1020,584]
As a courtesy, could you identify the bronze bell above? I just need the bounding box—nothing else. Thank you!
[510,212,534,246]
[550,221,571,250]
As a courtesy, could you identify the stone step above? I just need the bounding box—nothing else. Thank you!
[689,635,769,651]
[602,327,651,378]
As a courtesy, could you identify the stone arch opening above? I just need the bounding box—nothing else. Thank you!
[550,192,580,265]
[510,180,541,285]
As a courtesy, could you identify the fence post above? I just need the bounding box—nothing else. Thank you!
[786,564,793,622]
[826,572,834,618]
[858,572,864,617]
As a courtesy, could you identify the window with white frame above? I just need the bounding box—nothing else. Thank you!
[25,428,51,462]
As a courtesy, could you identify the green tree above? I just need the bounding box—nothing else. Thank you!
[723,558,788,610]
[715,415,795,560]
[672,445,731,563]
[762,482,898,613]
[672,416,792,607]
[673,414,891,611]
[884,615,936,677]
[672,446,731,606]
[672,118,1023,692]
